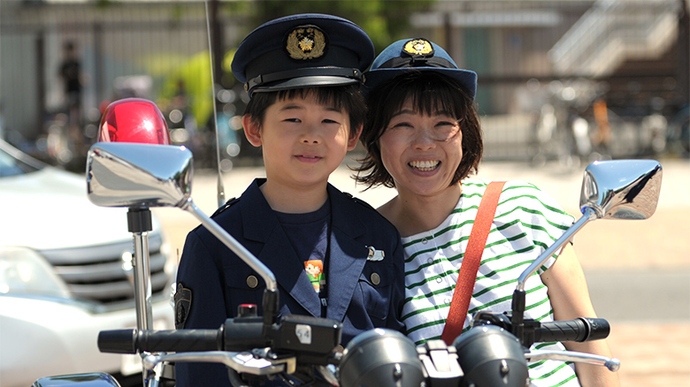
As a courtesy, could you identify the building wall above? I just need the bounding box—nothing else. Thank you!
[0,0,244,141]
[1,0,686,161]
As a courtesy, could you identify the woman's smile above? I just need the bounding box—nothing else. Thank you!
[409,160,440,172]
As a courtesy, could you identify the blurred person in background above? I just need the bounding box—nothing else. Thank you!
[58,40,86,156]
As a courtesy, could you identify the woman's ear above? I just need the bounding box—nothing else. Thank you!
[242,115,262,147]
[347,124,363,151]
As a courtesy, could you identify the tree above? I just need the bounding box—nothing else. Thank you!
[234,0,436,53]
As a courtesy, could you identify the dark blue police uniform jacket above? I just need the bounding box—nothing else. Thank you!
[175,179,405,386]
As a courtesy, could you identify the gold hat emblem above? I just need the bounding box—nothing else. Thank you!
[286,26,327,60]
[403,39,434,56]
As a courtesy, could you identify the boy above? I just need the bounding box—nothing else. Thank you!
[174,14,405,386]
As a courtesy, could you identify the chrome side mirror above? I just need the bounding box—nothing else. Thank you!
[519,159,663,288]
[86,142,278,310]
[580,159,662,220]
[32,372,122,387]
[515,159,663,316]
[86,142,192,336]
[86,142,193,208]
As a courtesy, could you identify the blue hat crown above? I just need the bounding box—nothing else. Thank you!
[365,38,478,99]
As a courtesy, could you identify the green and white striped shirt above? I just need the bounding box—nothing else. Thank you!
[401,179,581,386]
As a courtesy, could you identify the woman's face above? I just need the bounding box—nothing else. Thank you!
[379,98,463,199]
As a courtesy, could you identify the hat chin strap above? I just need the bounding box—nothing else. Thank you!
[245,67,363,93]
[377,56,456,70]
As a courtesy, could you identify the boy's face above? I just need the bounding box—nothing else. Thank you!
[244,92,360,191]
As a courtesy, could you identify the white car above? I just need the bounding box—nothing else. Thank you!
[0,139,176,387]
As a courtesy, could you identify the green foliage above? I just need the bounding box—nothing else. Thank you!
[228,0,436,54]
[156,0,438,127]
[156,48,238,127]
[157,50,213,129]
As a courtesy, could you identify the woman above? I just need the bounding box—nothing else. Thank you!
[356,38,618,387]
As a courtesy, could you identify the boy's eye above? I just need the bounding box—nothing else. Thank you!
[284,118,301,123]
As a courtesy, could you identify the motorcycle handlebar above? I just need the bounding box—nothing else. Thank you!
[536,317,610,343]
[98,328,222,354]
[98,318,268,354]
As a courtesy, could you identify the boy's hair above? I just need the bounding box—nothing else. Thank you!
[244,85,366,138]
[355,71,483,189]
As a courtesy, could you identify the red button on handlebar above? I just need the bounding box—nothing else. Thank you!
[238,304,258,318]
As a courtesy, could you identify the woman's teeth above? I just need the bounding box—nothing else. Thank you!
[409,160,439,171]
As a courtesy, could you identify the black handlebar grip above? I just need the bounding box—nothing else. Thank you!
[535,318,610,343]
[98,329,221,354]
[136,329,222,352]
[98,329,137,354]
[222,319,267,351]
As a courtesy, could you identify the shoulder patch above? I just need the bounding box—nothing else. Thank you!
[174,282,192,329]
[211,197,240,217]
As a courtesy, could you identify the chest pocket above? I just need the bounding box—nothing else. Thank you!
[358,261,394,322]
[223,265,264,314]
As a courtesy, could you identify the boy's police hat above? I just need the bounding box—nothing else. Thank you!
[365,38,478,99]
[231,14,374,97]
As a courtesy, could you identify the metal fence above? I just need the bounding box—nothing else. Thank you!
[1,2,228,168]
[409,0,688,163]
[1,0,688,170]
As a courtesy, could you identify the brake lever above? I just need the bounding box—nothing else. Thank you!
[525,350,620,372]
[141,350,294,376]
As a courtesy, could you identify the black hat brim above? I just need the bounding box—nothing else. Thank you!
[364,67,477,99]
[250,76,360,94]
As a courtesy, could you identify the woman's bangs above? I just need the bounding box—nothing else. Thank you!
[412,86,461,118]
[392,76,464,119]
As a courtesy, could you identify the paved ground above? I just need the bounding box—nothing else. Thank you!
[152,156,690,386]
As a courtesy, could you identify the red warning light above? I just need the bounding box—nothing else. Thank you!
[98,98,171,145]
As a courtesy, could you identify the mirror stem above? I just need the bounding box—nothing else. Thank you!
[181,199,278,293]
[262,289,280,333]
[516,207,597,292]
[127,208,153,332]
[511,207,597,346]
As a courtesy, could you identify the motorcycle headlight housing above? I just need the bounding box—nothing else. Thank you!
[340,329,425,387]
[453,325,529,387]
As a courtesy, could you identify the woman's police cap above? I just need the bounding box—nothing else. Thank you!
[231,14,374,97]
[365,38,478,99]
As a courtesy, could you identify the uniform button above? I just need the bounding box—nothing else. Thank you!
[422,238,428,244]
[427,258,434,264]
[370,273,381,285]
[246,275,259,288]
[444,297,451,304]
[436,277,443,283]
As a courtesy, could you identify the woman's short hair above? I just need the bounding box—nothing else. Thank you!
[355,71,483,189]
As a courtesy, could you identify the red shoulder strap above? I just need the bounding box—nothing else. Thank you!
[440,181,506,345]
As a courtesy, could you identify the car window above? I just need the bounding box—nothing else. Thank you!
[0,150,28,177]
[0,141,43,177]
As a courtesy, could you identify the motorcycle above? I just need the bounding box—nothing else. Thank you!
[33,138,661,387]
